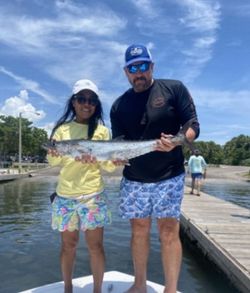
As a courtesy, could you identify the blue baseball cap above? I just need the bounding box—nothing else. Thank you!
[124,44,153,67]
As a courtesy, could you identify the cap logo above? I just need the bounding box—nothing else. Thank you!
[130,47,143,56]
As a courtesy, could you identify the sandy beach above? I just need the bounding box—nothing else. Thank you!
[204,165,250,181]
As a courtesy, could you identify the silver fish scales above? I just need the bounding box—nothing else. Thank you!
[42,133,188,161]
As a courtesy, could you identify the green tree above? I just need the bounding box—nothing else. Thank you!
[29,127,48,157]
[223,135,250,166]
[183,140,224,165]
[0,115,19,157]
[0,115,48,160]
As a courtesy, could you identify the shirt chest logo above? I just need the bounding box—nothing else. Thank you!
[151,96,166,108]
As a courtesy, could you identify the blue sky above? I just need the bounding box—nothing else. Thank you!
[0,0,249,145]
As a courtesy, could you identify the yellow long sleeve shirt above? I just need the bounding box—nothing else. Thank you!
[47,121,116,198]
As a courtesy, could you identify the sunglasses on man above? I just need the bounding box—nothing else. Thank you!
[73,95,98,106]
[127,62,151,74]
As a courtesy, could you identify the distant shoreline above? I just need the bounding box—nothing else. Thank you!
[25,165,250,183]
[102,165,250,182]
[204,165,249,181]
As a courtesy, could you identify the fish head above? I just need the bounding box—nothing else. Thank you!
[41,140,57,151]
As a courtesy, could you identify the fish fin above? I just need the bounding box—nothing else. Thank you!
[173,119,196,151]
[179,118,197,134]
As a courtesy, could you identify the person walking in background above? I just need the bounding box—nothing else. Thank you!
[47,79,116,293]
[110,44,200,293]
[188,149,207,196]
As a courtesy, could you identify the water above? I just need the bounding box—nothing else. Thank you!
[0,174,247,293]
[202,180,250,209]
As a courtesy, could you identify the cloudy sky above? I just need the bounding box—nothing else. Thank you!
[0,0,249,145]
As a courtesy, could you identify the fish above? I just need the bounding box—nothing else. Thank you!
[42,132,190,161]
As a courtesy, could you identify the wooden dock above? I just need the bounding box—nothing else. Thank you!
[0,173,30,182]
[181,187,250,293]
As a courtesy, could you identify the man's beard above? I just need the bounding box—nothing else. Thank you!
[132,77,151,92]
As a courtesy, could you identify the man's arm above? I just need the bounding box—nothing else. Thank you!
[185,127,197,143]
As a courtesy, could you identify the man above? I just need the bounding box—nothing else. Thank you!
[188,149,207,196]
[110,44,200,293]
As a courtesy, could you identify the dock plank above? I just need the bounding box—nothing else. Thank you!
[181,187,250,293]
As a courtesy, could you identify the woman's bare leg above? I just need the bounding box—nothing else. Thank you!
[85,227,105,293]
[61,230,79,293]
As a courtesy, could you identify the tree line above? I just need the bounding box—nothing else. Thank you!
[183,134,250,166]
[0,115,48,162]
[0,115,249,166]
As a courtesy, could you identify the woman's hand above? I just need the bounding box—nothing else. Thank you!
[75,154,97,164]
[47,148,61,157]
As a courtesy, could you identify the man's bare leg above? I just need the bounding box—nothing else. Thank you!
[125,218,151,293]
[85,227,105,293]
[61,230,79,293]
[158,218,182,293]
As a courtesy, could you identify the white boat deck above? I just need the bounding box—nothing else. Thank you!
[19,271,169,293]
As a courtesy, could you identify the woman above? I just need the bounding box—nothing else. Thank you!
[47,79,115,293]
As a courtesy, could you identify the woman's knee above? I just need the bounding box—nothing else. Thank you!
[61,232,79,251]
[87,240,104,256]
[85,228,104,252]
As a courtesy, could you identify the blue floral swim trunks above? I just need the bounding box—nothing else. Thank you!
[119,173,185,220]
[51,192,111,232]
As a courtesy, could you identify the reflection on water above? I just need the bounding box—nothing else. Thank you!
[202,180,250,209]
[185,177,250,210]
[0,175,244,293]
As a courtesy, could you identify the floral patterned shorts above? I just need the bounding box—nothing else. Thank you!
[119,173,185,220]
[51,192,111,232]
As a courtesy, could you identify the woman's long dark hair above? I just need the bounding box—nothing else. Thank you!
[50,93,104,140]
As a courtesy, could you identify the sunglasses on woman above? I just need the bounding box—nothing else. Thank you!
[127,62,150,74]
[73,95,98,106]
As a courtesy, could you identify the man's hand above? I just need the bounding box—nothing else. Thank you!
[155,133,181,152]
[112,159,129,166]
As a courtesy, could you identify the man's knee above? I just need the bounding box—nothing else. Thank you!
[158,220,180,243]
[131,218,151,237]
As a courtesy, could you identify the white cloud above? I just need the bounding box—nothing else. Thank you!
[127,0,221,82]
[0,2,127,97]
[193,88,250,113]
[0,90,46,122]
[19,90,29,101]
[174,0,221,82]
[0,4,126,56]
[0,66,59,104]
[178,0,221,32]
[190,86,250,144]
[194,36,217,49]
[130,0,158,18]
[44,40,127,89]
